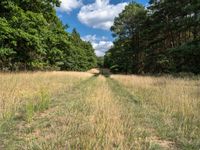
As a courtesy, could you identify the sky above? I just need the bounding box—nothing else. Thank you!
[56,0,148,56]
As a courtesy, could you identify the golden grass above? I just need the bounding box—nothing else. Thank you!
[87,68,100,74]
[112,74,200,149]
[9,75,96,149]
[1,71,199,149]
[111,75,200,119]
[83,76,125,149]
[0,71,92,120]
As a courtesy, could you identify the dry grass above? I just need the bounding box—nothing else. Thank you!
[112,75,200,120]
[80,76,125,149]
[112,74,200,149]
[0,71,199,149]
[87,68,100,74]
[0,71,92,120]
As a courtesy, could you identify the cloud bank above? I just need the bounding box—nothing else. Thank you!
[82,34,113,56]
[78,0,127,30]
[58,0,82,13]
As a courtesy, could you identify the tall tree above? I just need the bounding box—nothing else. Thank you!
[106,1,200,74]
[109,3,147,73]
[0,0,97,71]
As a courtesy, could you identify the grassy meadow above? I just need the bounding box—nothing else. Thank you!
[0,71,199,149]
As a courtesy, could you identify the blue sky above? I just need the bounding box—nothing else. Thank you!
[56,0,148,56]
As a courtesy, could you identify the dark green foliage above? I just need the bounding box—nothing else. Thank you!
[169,40,200,73]
[97,57,104,68]
[0,0,96,71]
[106,1,200,74]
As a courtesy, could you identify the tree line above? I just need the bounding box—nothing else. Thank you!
[104,0,200,74]
[0,0,97,71]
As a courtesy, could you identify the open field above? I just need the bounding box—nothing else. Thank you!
[0,71,200,149]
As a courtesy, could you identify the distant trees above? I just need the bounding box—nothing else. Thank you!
[97,56,104,68]
[0,0,97,71]
[61,29,97,71]
[105,1,200,74]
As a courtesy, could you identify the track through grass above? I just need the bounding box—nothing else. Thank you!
[107,77,178,150]
[110,75,200,150]
[0,72,199,149]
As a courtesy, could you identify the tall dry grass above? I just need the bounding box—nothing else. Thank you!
[0,71,92,120]
[1,71,199,149]
[112,75,200,148]
[81,76,125,149]
[112,75,200,119]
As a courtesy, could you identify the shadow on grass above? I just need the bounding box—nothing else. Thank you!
[93,73,100,77]
[89,68,111,78]
[100,68,111,78]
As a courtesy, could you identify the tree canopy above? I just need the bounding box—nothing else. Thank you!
[105,1,200,74]
[0,0,97,71]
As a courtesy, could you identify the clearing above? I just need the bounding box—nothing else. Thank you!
[0,71,199,149]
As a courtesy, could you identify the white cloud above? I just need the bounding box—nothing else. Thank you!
[78,0,127,30]
[82,35,97,43]
[82,34,113,56]
[95,50,105,56]
[93,41,113,53]
[58,0,82,13]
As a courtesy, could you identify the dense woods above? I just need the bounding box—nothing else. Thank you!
[105,0,200,74]
[0,0,97,71]
[1,0,199,74]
